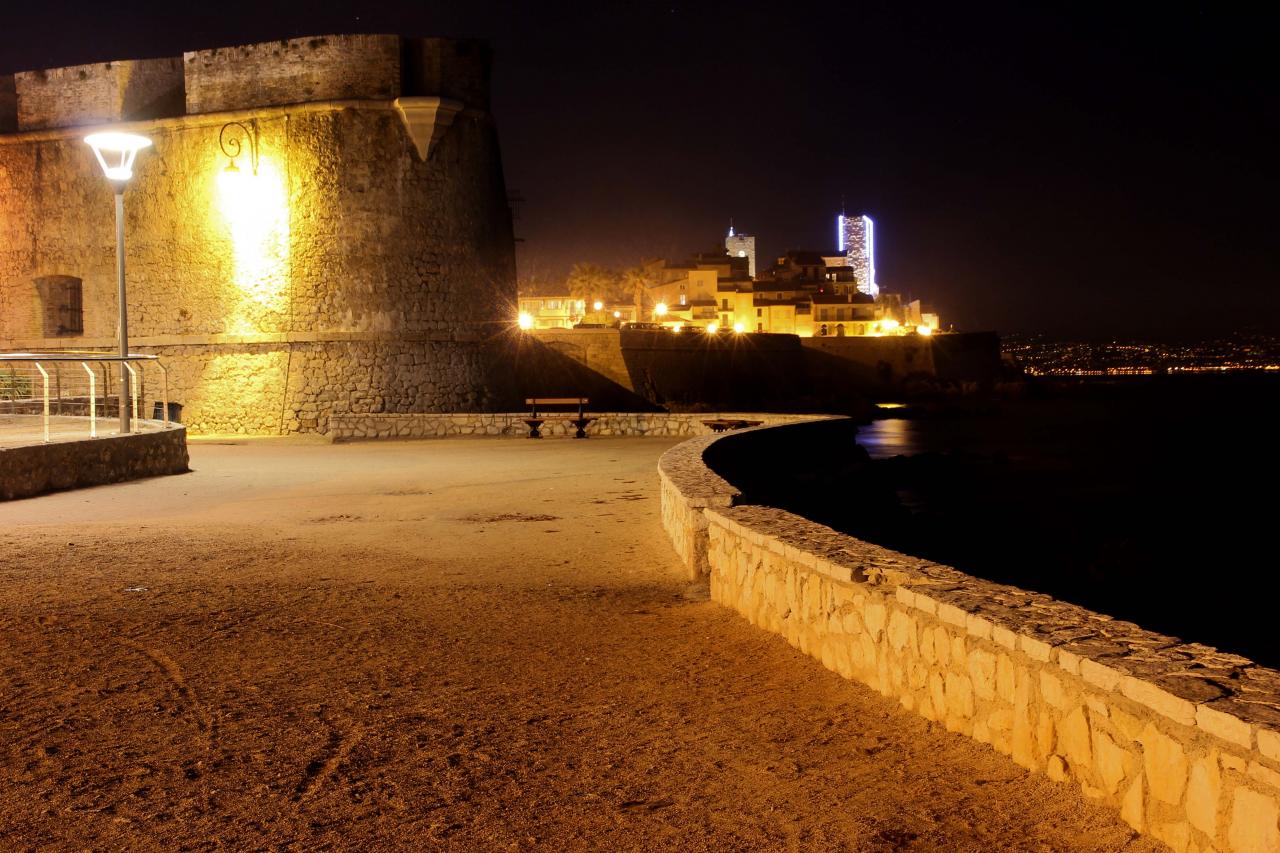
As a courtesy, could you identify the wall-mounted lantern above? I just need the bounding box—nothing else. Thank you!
[219,120,259,176]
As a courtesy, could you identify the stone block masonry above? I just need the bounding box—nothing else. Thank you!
[659,422,1280,852]
[13,58,185,131]
[183,35,402,115]
[0,34,516,436]
[328,411,834,442]
[0,424,188,501]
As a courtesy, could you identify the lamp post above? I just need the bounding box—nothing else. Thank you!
[84,132,151,434]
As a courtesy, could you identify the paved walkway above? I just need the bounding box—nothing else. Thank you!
[0,438,1159,850]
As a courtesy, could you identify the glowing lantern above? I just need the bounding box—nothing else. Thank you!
[84,132,152,183]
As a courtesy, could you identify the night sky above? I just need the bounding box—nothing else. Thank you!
[3,2,1276,338]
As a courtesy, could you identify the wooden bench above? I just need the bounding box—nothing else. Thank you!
[525,397,595,439]
[701,418,764,433]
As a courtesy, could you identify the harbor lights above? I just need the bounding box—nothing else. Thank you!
[85,131,152,434]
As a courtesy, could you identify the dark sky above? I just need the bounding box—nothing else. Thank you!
[3,2,1277,338]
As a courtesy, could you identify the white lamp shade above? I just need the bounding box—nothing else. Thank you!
[84,132,152,182]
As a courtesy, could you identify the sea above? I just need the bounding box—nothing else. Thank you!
[734,373,1280,666]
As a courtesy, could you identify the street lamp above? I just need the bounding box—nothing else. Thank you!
[85,131,151,434]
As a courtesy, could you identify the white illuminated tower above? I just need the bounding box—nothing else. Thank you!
[838,213,879,297]
[725,222,757,278]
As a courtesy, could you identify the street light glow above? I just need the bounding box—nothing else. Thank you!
[593,300,603,311]
[916,324,934,336]
[518,311,534,330]
[655,302,668,316]
[706,322,720,333]
[84,132,152,182]
[733,321,745,333]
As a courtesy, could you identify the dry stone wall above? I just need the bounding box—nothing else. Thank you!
[659,424,1280,852]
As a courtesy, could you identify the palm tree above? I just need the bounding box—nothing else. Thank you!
[622,265,657,318]
[566,263,620,308]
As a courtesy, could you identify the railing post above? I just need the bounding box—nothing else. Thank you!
[156,361,170,427]
[82,361,97,439]
[122,361,139,432]
[34,362,49,443]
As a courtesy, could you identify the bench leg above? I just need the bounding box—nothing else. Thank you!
[524,418,544,438]
[573,419,588,439]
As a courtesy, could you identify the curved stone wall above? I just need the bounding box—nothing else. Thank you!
[2,82,515,435]
[659,421,1280,852]
[0,422,189,500]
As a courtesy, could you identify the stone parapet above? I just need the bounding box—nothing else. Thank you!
[659,422,1280,852]
[329,411,833,443]
[0,423,188,500]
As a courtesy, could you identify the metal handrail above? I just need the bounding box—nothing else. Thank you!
[0,352,172,443]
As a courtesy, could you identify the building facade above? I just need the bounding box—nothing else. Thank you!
[0,34,516,434]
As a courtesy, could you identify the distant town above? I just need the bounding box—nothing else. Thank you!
[518,215,942,339]
[1005,331,1280,375]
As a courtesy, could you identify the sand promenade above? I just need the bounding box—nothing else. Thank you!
[0,437,1158,850]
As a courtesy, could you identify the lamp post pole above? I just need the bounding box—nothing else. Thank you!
[84,131,150,435]
[113,185,130,434]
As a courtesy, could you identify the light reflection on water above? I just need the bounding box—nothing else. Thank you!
[857,418,919,459]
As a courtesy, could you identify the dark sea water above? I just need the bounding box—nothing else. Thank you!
[707,374,1280,666]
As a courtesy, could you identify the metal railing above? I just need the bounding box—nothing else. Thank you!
[0,352,172,444]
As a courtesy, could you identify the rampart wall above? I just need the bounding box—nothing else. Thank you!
[0,35,516,436]
[659,422,1280,852]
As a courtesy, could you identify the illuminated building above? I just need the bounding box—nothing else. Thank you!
[724,222,757,278]
[838,213,879,297]
[0,34,516,434]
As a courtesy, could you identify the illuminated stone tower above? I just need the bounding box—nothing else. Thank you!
[725,222,757,278]
[0,34,516,435]
[837,213,879,297]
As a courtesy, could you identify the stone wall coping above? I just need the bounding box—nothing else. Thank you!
[704,501,1280,743]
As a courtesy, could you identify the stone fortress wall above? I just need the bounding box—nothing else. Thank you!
[0,34,516,434]
[660,421,1280,852]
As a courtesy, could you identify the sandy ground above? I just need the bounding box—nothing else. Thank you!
[0,436,1161,852]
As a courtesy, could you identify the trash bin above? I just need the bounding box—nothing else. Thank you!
[152,401,183,422]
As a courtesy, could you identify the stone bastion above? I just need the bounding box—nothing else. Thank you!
[659,420,1280,852]
[0,34,516,435]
